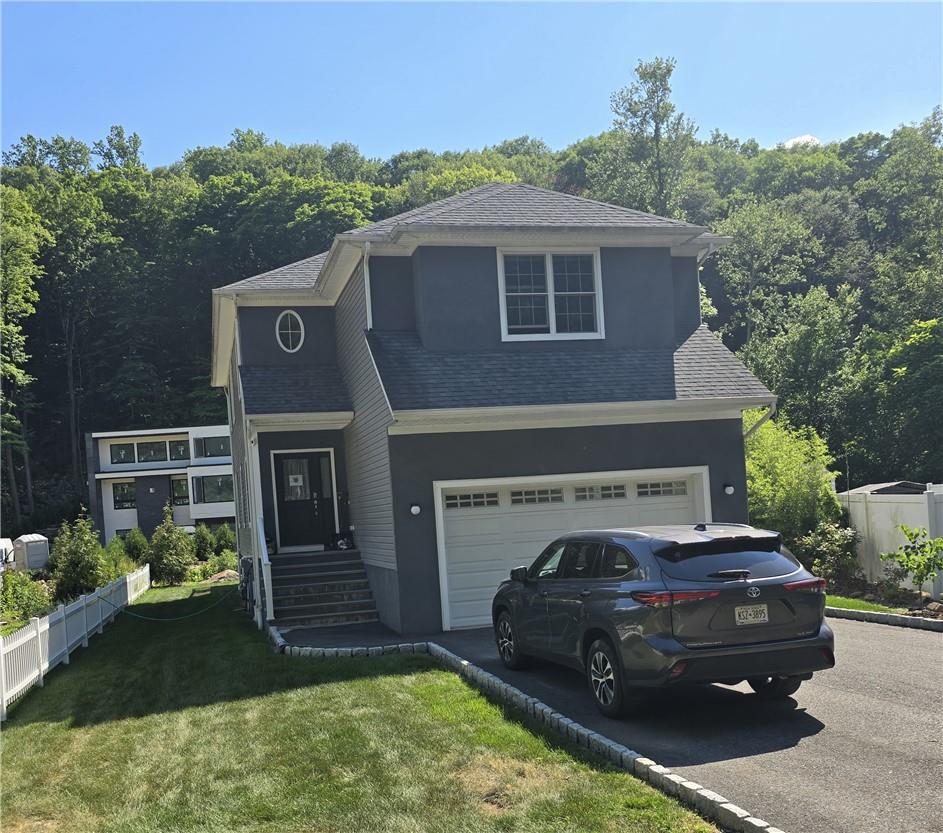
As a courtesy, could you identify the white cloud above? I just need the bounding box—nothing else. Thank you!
[782,134,822,149]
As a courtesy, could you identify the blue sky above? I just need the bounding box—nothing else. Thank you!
[3,2,941,166]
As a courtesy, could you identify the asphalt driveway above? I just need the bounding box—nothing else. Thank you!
[435,618,943,833]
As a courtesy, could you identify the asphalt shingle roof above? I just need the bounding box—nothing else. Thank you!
[217,184,707,292]
[240,365,352,415]
[367,325,772,411]
[219,252,329,293]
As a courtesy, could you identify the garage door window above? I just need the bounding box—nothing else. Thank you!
[575,484,627,501]
[637,480,688,497]
[445,492,499,509]
[510,488,564,505]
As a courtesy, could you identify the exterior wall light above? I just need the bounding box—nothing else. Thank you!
[409,503,422,516]
[723,484,735,496]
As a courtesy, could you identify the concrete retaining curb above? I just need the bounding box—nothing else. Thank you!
[825,606,943,632]
[269,626,788,833]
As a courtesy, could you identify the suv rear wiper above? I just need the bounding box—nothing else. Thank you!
[708,569,751,580]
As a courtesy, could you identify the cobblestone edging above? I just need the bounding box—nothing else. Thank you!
[825,606,943,632]
[268,626,788,833]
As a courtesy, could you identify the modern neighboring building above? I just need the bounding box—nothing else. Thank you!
[85,425,236,543]
[210,183,775,634]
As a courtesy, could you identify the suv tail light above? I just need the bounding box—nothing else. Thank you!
[783,578,827,594]
[631,590,721,607]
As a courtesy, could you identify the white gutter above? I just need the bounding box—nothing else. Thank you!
[363,241,373,331]
[743,402,777,440]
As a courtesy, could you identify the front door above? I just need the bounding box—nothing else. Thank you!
[273,451,337,550]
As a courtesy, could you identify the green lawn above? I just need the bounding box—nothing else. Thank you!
[2,583,715,833]
[826,594,907,614]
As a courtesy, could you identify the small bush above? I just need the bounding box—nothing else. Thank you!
[189,549,239,581]
[48,514,108,602]
[123,528,150,564]
[102,536,137,581]
[214,523,235,555]
[1,570,53,624]
[193,524,217,562]
[147,505,195,585]
[881,525,943,593]
[792,522,862,587]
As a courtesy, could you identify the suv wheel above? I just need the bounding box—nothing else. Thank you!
[495,611,531,670]
[748,675,803,699]
[586,638,635,718]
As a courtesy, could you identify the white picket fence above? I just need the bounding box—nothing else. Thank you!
[0,564,150,720]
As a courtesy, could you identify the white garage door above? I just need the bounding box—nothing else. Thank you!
[439,470,704,630]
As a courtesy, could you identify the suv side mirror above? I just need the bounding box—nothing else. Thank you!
[509,566,528,583]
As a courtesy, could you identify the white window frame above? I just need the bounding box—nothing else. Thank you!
[275,309,305,354]
[497,248,605,342]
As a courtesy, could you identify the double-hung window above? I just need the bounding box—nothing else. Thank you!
[499,250,603,340]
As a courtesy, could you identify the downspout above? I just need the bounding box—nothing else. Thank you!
[743,402,776,441]
[363,241,373,331]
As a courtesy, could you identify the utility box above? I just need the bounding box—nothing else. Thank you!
[13,534,50,571]
[0,537,13,568]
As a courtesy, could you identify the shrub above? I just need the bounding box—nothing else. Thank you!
[48,514,108,602]
[214,523,235,555]
[102,536,137,581]
[881,525,943,594]
[193,523,216,562]
[744,410,841,543]
[792,522,861,586]
[123,527,150,564]
[147,505,195,585]
[206,548,238,575]
[1,570,53,624]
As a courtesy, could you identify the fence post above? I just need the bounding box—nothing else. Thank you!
[60,604,70,665]
[81,595,89,647]
[31,617,44,688]
[95,590,103,635]
[0,632,7,721]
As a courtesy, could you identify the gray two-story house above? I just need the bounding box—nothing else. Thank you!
[211,183,774,635]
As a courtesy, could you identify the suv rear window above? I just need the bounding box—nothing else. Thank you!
[655,545,801,581]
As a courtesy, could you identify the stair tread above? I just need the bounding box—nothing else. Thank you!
[277,612,380,627]
[275,599,377,612]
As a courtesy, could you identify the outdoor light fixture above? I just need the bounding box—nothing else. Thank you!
[723,484,735,495]
[409,503,422,516]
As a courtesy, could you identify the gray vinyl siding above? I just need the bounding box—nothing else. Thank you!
[228,343,253,557]
[335,263,397,570]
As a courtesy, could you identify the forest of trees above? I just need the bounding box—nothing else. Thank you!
[2,58,941,535]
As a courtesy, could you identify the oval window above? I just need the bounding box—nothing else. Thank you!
[275,310,305,353]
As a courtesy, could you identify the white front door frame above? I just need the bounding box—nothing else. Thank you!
[432,464,712,631]
[269,447,340,553]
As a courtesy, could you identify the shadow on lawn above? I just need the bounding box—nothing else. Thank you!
[7,583,434,729]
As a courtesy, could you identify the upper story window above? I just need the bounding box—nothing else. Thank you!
[498,250,604,341]
[110,443,135,464]
[169,439,190,461]
[275,309,305,353]
[194,436,231,458]
[136,441,168,463]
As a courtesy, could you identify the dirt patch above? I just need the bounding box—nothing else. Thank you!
[3,819,61,833]
[455,753,571,814]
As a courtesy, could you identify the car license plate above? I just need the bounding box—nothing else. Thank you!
[735,604,769,626]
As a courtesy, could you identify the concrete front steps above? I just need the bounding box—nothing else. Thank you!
[270,549,379,627]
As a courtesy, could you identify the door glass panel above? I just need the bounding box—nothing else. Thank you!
[530,543,565,579]
[599,545,637,579]
[320,455,333,499]
[559,542,602,579]
[283,458,310,502]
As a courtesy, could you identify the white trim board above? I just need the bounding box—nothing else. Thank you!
[269,448,340,553]
[432,464,712,631]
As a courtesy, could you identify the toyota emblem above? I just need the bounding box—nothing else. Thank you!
[747,586,761,599]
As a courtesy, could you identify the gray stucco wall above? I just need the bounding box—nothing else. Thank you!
[135,474,172,537]
[409,245,696,352]
[237,306,337,366]
[386,418,748,634]
[369,256,416,331]
[85,433,105,543]
[256,430,348,548]
[672,256,702,342]
[333,264,400,624]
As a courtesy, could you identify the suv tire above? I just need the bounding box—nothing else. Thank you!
[586,638,637,718]
[748,675,803,699]
[495,611,531,670]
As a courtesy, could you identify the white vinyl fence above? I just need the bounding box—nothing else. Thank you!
[0,564,150,720]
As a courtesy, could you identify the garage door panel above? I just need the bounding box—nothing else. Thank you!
[441,473,701,629]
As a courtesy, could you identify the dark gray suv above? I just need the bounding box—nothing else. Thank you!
[491,524,835,717]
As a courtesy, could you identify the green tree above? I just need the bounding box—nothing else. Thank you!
[589,57,696,216]
[881,525,943,595]
[147,504,195,585]
[193,523,217,562]
[744,411,841,544]
[49,514,108,601]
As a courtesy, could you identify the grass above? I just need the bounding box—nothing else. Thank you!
[826,594,907,613]
[1,582,716,833]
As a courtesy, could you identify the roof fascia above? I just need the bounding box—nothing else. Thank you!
[210,291,236,388]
